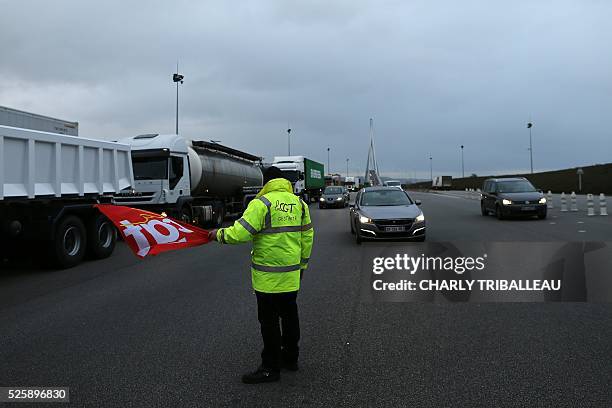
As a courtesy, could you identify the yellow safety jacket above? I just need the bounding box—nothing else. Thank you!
[216,178,314,293]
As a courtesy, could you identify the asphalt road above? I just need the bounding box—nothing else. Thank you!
[1,195,611,407]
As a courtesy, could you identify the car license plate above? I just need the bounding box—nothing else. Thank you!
[521,206,535,211]
[385,226,405,232]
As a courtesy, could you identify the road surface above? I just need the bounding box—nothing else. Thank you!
[0,192,611,407]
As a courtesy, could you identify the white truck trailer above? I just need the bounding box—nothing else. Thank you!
[112,134,263,227]
[0,125,133,268]
[0,106,78,136]
[432,176,452,190]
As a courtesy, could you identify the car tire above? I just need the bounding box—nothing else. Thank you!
[49,215,87,269]
[537,211,547,220]
[415,235,426,242]
[481,201,488,216]
[319,203,324,209]
[350,216,355,234]
[87,213,117,260]
[355,221,362,245]
[495,205,505,220]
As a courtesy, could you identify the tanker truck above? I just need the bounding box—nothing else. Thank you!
[113,134,263,227]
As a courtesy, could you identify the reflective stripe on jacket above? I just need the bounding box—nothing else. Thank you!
[216,178,314,293]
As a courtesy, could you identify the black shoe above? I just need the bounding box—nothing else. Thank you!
[241,367,280,384]
[281,361,299,371]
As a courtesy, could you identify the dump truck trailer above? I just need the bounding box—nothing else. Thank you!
[0,125,133,268]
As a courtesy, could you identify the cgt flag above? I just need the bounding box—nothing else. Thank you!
[95,204,211,258]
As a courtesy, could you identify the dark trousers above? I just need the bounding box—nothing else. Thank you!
[255,291,300,372]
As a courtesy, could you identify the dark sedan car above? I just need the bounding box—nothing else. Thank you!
[480,177,547,220]
[349,187,425,244]
[319,186,350,208]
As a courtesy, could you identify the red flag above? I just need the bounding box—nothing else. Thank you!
[95,204,211,258]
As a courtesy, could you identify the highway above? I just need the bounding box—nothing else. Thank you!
[1,192,611,407]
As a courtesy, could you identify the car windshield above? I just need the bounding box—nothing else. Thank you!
[360,190,412,206]
[325,187,343,194]
[497,180,537,193]
[132,157,167,180]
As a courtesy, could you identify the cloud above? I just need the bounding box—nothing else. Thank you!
[1,0,611,178]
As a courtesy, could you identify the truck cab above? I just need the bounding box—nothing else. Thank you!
[113,134,192,220]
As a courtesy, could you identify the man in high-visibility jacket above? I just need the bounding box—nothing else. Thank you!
[209,166,314,384]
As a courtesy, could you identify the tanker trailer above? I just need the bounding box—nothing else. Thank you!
[113,134,263,227]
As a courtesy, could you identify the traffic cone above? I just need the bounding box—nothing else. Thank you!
[570,192,578,212]
[600,193,608,216]
[547,190,553,209]
[587,194,595,216]
[560,192,568,212]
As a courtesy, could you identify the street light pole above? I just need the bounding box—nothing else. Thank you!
[327,147,330,174]
[527,122,533,173]
[460,145,465,178]
[429,156,433,181]
[172,64,184,135]
[346,158,349,178]
[287,128,291,155]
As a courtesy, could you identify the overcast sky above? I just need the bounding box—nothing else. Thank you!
[1,0,611,179]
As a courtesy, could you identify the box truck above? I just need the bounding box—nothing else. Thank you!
[0,106,78,136]
[113,134,263,227]
[432,176,452,190]
[272,156,325,202]
[0,125,133,268]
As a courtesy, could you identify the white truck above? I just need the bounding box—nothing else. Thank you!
[432,176,452,190]
[1,106,78,136]
[272,156,325,202]
[112,134,263,227]
[344,176,362,191]
[0,125,133,268]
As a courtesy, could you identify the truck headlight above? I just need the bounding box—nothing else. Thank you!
[320,197,325,202]
[359,215,372,224]
[416,213,425,222]
[502,199,512,205]
[538,197,547,204]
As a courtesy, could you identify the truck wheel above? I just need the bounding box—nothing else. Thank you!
[214,207,225,227]
[87,213,117,260]
[179,205,193,224]
[50,215,87,268]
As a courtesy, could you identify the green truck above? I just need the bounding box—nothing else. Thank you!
[272,156,325,202]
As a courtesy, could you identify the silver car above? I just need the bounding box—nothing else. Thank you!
[349,187,425,244]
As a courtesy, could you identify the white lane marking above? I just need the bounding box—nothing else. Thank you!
[549,222,556,225]
[577,221,584,224]
[578,230,586,233]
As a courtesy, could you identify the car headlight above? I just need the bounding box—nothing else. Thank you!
[416,213,425,222]
[359,215,372,223]
[502,199,512,205]
[320,197,325,202]
[336,197,343,201]
[539,197,547,204]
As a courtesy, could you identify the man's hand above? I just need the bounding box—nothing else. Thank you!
[208,229,218,242]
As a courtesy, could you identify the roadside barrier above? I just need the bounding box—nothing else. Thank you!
[587,194,595,216]
[547,190,553,209]
[476,188,481,200]
[600,193,608,216]
[560,192,568,212]
[570,192,578,212]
